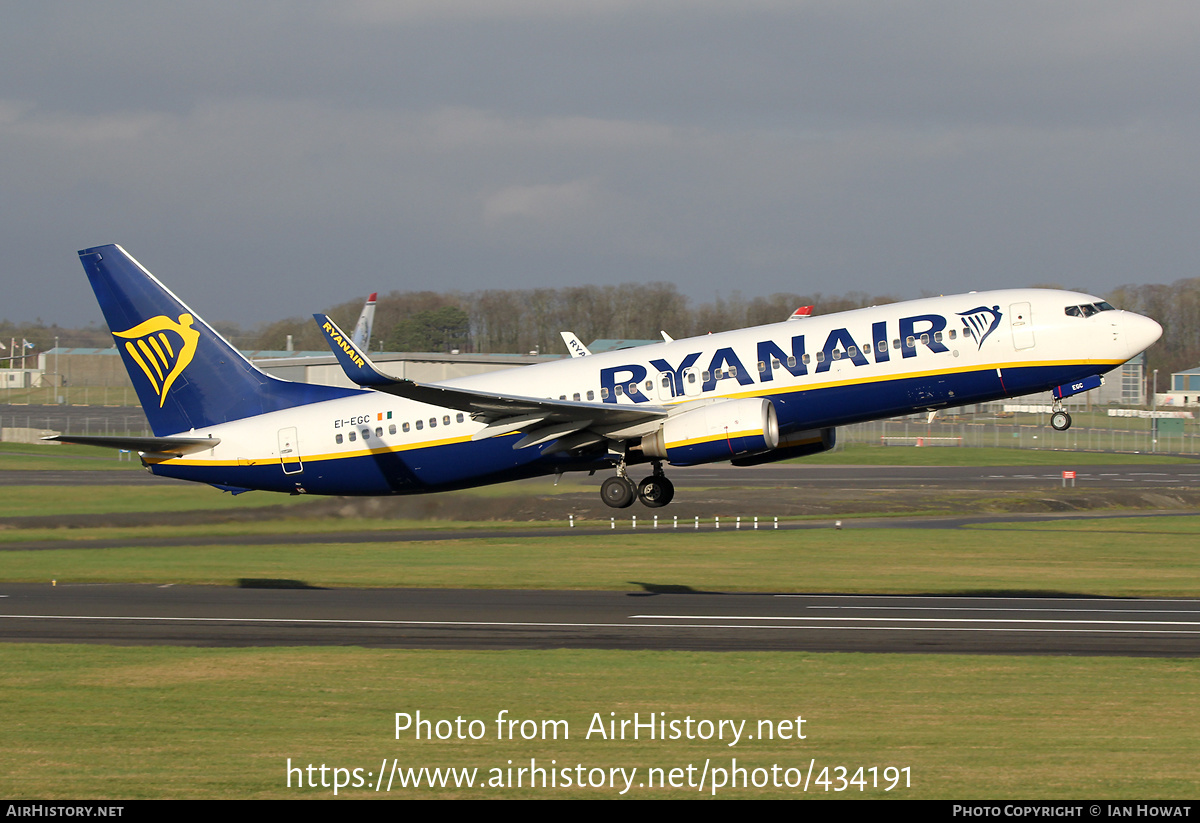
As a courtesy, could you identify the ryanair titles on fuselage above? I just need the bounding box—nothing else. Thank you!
[598,305,1003,403]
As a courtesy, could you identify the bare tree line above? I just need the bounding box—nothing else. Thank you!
[249,284,900,356]
[1106,278,1200,380]
[8,278,1198,384]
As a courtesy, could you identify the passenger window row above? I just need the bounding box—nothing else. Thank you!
[334,412,467,445]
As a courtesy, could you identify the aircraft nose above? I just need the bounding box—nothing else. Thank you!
[1122,312,1163,355]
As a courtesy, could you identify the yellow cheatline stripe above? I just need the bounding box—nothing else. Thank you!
[717,358,1122,403]
[666,428,763,450]
[143,433,480,467]
[651,358,1116,408]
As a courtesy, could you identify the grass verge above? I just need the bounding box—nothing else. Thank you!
[799,443,1197,466]
[6,518,1200,596]
[2,646,1196,799]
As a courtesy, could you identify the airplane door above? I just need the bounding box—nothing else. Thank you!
[1010,302,1035,350]
[657,372,675,401]
[278,427,303,475]
[682,367,702,397]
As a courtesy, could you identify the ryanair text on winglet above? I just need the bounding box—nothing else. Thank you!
[323,321,366,369]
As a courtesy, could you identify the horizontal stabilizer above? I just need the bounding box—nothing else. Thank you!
[43,434,220,456]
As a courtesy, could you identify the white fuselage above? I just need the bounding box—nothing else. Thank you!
[147,288,1161,495]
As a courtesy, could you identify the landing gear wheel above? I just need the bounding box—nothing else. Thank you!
[601,476,636,508]
[638,476,675,508]
[1051,411,1072,432]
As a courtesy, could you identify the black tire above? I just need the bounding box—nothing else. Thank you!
[638,476,675,508]
[1050,411,1072,432]
[601,476,636,508]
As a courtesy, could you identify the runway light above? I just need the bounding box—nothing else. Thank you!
[835,520,842,530]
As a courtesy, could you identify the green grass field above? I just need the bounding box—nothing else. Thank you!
[3,646,1197,799]
[6,517,1200,597]
[0,441,143,470]
[800,443,1196,466]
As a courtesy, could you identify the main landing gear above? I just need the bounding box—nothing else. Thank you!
[601,461,675,509]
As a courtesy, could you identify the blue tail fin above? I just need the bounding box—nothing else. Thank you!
[79,244,360,435]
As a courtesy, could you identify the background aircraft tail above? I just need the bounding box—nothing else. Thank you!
[351,292,377,350]
[78,244,359,435]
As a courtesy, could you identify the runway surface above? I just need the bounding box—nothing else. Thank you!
[2,583,1198,656]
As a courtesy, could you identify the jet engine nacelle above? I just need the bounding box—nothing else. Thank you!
[641,398,779,466]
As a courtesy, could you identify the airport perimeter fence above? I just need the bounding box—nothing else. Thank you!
[840,413,1200,456]
[0,409,152,440]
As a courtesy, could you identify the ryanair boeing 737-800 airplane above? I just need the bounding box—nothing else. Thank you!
[52,245,1162,509]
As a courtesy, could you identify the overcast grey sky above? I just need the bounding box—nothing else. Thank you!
[3,1,1198,328]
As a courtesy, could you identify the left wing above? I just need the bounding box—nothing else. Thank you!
[314,314,667,449]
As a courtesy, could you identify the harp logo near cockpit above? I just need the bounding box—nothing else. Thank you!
[957,305,1002,350]
[113,314,200,407]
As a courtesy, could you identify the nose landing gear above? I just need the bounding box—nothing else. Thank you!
[1050,401,1072,432]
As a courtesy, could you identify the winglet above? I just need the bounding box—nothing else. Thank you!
[314,313,399,388]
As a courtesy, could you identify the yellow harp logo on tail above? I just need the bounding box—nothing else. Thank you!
[113,314,201,407]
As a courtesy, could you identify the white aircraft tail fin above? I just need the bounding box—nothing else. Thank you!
[560,331,592,358]
[352,292,377,350]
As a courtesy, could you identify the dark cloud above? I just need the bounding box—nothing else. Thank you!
[2,2,1198,327]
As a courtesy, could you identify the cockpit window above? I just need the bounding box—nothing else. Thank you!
[1064,302,1116,318]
